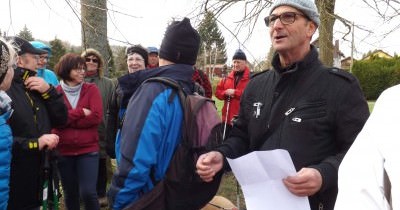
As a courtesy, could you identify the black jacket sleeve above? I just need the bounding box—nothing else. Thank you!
[42,85,68,128]
[105,85,120,158]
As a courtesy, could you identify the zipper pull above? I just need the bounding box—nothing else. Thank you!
[292,117,302,122]
[285,107,295,116]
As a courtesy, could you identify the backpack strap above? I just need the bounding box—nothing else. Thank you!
[144,77,186,107]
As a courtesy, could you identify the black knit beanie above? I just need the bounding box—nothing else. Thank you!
[126,45,149,67]
[159,17,200,65]
[232,49,247,61]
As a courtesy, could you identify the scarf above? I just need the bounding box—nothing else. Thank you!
[60,80,83,109]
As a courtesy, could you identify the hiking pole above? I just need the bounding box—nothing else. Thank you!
[222,96,231,139]
[42,149,50,210]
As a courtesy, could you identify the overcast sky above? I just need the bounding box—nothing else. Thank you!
[1,0,399,64]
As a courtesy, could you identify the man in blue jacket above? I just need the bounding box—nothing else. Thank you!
[108,17,200,210]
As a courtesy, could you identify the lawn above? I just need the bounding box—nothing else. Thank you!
[368,101,375,112]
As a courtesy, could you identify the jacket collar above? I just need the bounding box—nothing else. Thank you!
[14,67,37,83]
[272,45,322,75]
[227,66,251,80]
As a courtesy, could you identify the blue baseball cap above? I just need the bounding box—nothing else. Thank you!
[147,47,158,54]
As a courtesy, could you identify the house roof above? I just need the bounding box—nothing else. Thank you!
[361,49,393,60]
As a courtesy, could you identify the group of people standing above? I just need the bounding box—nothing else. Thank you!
[0,0,398,209]
[0,33,163,209]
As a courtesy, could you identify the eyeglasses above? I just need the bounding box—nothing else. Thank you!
[73,68,86,73]
[264,12,307,27]
[85,57,99,63]
[39,55,49,61]
[22,54,40,61]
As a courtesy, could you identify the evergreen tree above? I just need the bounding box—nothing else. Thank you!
[17,25,34,41]
[48,38,67,70]
[197,11,227,70]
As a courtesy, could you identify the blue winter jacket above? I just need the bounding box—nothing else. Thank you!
[0,109,13,210]
[108,64,194,210]
[36,69,59,86]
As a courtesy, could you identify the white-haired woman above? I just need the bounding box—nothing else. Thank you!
[0,36,17,209]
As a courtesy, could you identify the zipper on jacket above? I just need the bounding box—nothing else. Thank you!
[285,107,295,116]
[25,91,38,126]
[285,101,326,117]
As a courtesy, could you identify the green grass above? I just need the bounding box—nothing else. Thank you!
[368,101,375,112]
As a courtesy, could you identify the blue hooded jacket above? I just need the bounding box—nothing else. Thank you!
[108,64,194,210]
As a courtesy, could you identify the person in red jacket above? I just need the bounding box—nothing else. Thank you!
[215,49,250,134]
[53,53,103,210]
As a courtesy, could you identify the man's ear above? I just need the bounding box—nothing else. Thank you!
[307,22,317,37]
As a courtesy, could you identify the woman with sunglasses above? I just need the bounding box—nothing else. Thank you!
[81,48,115,207]
[53,53,103,210]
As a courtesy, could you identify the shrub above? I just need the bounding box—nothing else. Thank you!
[352,56,400,100]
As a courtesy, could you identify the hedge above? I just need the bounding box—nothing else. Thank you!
[352,56,400,100]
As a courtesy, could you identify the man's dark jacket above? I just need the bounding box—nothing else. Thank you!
[6,67,67,210]
[217,46,370,210]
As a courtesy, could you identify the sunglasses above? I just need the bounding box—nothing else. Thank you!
[85,57,99,63]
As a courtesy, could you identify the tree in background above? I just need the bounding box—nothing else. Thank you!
[197,11,227,77]
[316,0,335,67]
[110,46,127,78]
[48,38,67,70]
[18,25,34,41]
[81,0,113,76]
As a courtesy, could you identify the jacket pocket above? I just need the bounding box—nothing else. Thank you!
[288,100,327,124]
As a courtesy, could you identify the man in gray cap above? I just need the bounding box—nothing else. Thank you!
[6,36,67,210]
[196,0,369,209]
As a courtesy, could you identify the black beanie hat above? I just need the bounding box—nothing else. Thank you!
[232,49,247,61]
[159,17,200,65]
[126,45,149,67]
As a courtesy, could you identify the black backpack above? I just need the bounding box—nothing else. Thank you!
[123,77,224,210]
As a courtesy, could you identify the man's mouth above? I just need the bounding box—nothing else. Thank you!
[274,35,287,41]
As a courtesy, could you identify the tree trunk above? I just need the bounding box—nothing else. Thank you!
[81,0,112,76]
[316,0,336,67]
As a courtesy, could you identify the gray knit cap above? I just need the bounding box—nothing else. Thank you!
[269,0,320,27]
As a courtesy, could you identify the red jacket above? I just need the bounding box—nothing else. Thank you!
[215,66,250,124]
[53,83,103,156]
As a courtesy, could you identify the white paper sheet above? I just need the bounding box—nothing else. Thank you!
[226,149,311,210]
